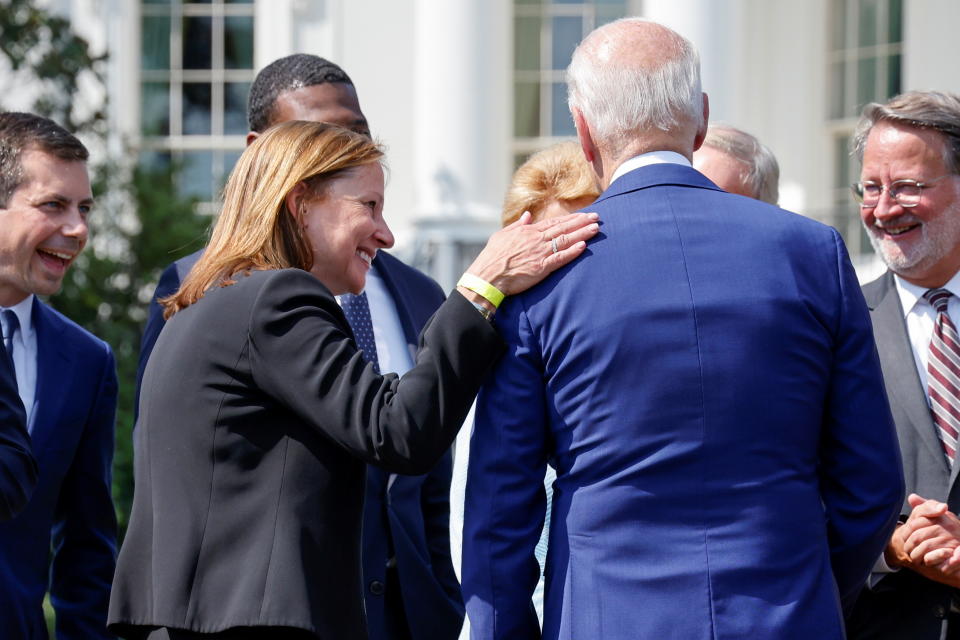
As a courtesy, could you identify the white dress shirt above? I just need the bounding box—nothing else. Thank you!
[608,150,692,187]
[2,295,37,429]
[895,272,960,396]
[337,262,415,491]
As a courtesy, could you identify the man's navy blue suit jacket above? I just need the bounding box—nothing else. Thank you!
[137,249,463,640]
[463,163,905,640]
[0,298,117,640]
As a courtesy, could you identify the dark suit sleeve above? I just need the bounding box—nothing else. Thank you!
[420,448,464,608]
[135,260,182,417]
[0,341,36,521]
[249,270,505,475]
[820,230,905,612]
[462,297,549,640]
[50,344,118,640]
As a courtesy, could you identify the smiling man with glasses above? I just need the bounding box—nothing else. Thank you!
[849,91,960,640]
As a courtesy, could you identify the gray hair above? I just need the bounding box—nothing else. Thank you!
[566,17,703,158]
[853,91,960,173]
[702,124,780,205]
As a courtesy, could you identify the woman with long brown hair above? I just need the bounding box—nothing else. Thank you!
[107,121,598,640]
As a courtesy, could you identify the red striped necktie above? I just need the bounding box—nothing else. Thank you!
[925,288,960,465]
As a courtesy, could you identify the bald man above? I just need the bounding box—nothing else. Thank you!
[462,17,902,640]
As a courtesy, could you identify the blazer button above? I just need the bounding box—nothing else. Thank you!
[934,604,947,618]
[369,580,385,596]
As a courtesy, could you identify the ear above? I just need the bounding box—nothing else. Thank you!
[246,130,260,147]
[573,107,597,165]
[692,92,710,152]
[284,182,308,220]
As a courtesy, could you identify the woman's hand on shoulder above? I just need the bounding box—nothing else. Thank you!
[467,211,600,297]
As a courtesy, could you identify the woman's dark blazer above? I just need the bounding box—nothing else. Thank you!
[108,268,504,639]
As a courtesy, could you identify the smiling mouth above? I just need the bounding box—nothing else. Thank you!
[356,249,374,267]
[37,247,75,269]
[876,222,920,237]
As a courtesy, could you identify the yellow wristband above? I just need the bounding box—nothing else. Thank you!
[457,273,505,308]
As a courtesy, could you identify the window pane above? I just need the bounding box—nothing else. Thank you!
[141,15,171,70]
[183,82,212,135]
[858,0,879,47]
[888,0,903,42]
[857,56,877,110]
[514,81,541,138]
[221,150,243,189]
[887,53,901,98]
[183,16,212,70]
[830,0,847,51]
[179,151,214,200]
[224,16,254,69]
[513,153,530,172]
[596,5,626,27]
[138,151,171,175]
[830,61,846,120]
[551,82,575,136]
[552,16,582,70]
[515,16,541,72]
[834,134,852,191]
[141,82,170,136]
[225,82,250,134]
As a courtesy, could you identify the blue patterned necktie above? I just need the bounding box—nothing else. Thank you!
[1,309,19,369]
[340,292,380,374]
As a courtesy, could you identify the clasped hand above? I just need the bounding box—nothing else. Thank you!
[888,493,960,585]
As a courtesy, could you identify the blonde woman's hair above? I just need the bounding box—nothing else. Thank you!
[502,141,600,227]
[162,120,384,317]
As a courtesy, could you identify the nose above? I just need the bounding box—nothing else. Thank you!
[63,206,89,248]
[374,217,395,249]
[869,187,904,222]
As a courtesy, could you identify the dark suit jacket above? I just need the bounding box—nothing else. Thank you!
[463,164,904,640]
[0,338,37,521]
[109,269,503,639]
[137,250,463,640]
[848,270,960,639]
[0,298,118,640]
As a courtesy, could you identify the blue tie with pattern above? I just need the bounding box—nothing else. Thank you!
[340,292,380,374]
[1,309,19,370]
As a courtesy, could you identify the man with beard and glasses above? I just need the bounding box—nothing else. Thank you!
[848,91,960,640]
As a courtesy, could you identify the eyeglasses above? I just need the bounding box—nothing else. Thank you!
[851,175,953,208]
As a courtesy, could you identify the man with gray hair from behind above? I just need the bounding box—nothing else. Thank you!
[693,123,780,204]
[461,16,902,640]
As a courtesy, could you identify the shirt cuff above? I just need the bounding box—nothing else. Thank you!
[868,551,900,589]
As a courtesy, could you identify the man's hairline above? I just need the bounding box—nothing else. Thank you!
[261,80,363,135]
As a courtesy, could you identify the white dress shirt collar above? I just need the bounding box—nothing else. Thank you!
[608,151,691,188]
[894,271,960,405]
[894,271,960,319]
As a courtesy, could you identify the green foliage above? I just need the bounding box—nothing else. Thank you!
[52,160,207,535]
[0,1,208,536]
[0,0,107,133]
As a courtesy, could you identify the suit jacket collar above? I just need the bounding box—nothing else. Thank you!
[29,298,73,452]
[595,162,722,207]
[865,270,952,476]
